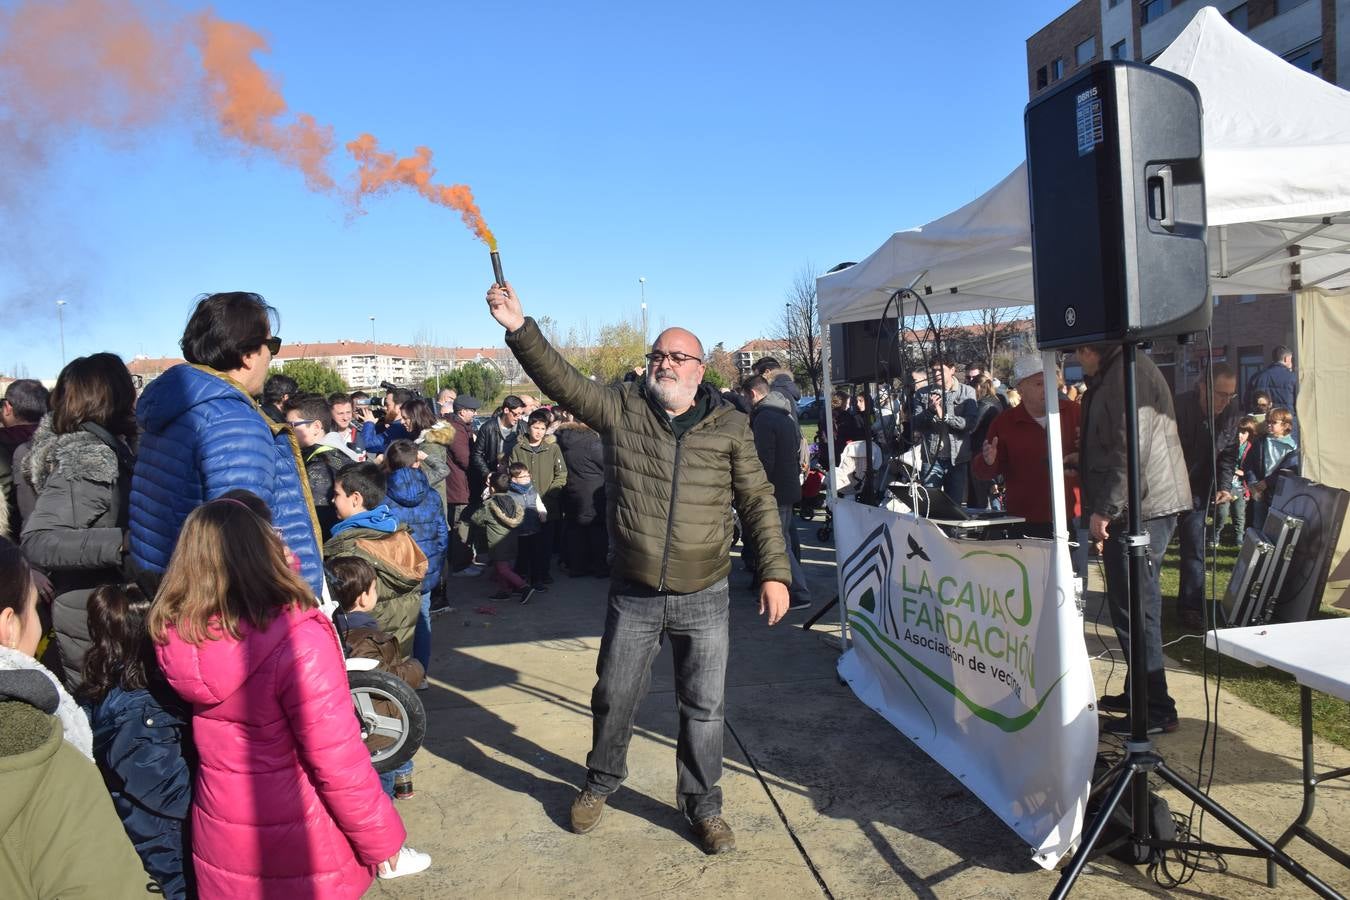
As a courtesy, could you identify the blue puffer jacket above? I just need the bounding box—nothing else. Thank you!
[128,364,323,595]
[385,467,448,594]
[87,684,194,900]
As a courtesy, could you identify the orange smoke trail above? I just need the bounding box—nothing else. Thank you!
[195,13,335,192]
[0,0,190,134]
[346,133,497,250]
[0,1,493,248]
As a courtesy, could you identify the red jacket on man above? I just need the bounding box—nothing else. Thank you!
[970,399,1081,524]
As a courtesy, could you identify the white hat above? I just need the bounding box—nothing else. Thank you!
[1012,355,1043,386]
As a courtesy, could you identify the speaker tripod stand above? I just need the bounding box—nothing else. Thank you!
[1050,343,1340,900]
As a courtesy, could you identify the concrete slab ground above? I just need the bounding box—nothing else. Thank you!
[374,517,1350,898]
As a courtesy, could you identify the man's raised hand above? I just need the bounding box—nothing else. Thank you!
[486,282,526,333]
[981,436,998,466]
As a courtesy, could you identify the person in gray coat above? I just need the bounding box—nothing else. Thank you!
[1077,343,1191,736]
[20,354,137,690]
[912,354,978,505]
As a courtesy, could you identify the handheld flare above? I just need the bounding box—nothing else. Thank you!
[491,250,505,287]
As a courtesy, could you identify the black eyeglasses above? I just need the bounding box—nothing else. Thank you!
[645,351,702,367]
[264,336,282,354]
[287,418,318,428]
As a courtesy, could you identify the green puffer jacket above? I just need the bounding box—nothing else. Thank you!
[1,681,156,897]
[505,318,790,592]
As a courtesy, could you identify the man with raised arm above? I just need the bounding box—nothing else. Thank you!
[486,282,790,855]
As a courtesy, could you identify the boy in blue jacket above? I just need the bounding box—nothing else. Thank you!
[382,440,449,678]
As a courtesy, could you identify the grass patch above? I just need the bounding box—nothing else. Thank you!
[1154,540,1350,749]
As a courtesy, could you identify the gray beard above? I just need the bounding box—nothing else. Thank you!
[646,370,697,413]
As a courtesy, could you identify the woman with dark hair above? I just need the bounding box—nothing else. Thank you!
[127,292,325,599]
[80,582,194,899]
[0,537,155,896]
[21,352,138,689]
[401,397,452,509]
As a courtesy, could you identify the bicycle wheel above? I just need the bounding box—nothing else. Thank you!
[349,669,426,773]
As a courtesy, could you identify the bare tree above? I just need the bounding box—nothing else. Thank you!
[773,263,824,399]
[968,306,1017,373]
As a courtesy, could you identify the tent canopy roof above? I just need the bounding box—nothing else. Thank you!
[820,7,1350,326]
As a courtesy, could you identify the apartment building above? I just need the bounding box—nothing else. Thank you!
[126,342,510,390]
[735,339,790,379]
[271,341,509,389]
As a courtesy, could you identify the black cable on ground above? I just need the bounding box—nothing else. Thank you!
[724,719,835,900]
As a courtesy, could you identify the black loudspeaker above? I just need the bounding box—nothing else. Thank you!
[1025,61,1209,350]
[829,320,905,384]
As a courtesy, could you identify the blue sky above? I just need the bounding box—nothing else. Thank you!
[1,1,1068,379]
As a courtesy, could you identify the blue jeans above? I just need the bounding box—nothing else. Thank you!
[413,591,431,673]
[378,759,415,797]
[922,458,969,507]
[586,577,730,822]
[778,505,812,605]
[1103,515,1178,721]
[1176,500,1209,617]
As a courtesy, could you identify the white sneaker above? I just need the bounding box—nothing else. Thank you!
[378,846,431,879]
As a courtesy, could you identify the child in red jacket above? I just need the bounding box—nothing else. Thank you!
[150,499,430,897]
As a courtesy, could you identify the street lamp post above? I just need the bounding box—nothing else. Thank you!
[56,300,67,366]
[639,277,647,343]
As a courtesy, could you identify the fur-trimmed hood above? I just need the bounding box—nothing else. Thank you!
[487,493,525,528]
[22,416,121,494]
[420,421,456,446]
[0,645,92,760]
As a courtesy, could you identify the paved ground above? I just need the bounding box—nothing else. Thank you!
[373,518,1350,899]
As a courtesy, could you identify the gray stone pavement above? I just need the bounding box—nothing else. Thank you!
[373,517,1350,898]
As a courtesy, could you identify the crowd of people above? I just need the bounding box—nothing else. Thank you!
[814,342,1303,737]
[0,276,1308,893]
[0,281,815,896]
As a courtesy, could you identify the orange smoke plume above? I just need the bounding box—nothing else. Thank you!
[195,13,335,192]
[346,133,496,250]
[0,0,190,134]
[0,1,493,248]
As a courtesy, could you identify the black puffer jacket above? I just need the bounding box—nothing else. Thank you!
[21,419,134,690]
[506,318,789,592]
[750,392,803,505]
[554,421,606,525]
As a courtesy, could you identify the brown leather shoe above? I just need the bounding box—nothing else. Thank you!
[570,788,607,834]
[693,816,736,854]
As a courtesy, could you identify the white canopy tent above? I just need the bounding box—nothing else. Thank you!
[813,6,1350,864]
[817,6,1350,327]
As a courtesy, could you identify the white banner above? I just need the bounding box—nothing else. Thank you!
[833,502,1097,868]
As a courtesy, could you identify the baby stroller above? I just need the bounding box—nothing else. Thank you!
[797,465,827,520]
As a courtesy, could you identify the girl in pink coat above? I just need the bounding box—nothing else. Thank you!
[150,499,429,899]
